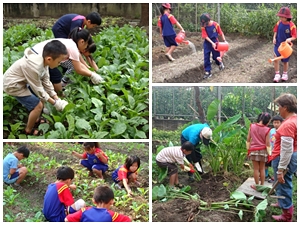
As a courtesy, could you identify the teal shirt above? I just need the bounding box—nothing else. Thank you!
[181,123,210,146]
[3,153,18,183]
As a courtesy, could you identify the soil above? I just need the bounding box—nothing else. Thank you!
[152,26,297,83]
[3,142,149,222]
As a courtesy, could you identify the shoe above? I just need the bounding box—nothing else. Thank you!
[268,178,274,183]
[165,54,175,62]
[203,71,212,79]
[281,73,288,81]
[272,206,293,222]
[219,62,225,71]
[273,74,281,82]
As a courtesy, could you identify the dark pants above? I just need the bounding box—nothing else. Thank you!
[181,135,202,176]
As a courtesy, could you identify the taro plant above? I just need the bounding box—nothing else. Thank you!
[3,186,20,206]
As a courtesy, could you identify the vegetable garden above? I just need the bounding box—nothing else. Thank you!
[152,86,297,222]
[3,17,149,139]
[3,142,149,222]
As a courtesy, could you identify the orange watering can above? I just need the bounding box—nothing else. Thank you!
[268,41,293,63]
[175,31,189,45]
[215,42,229,62]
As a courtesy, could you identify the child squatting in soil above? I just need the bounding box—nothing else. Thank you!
[43,166,86,222]
[155,141,194,189]
[157,3,185,61]
[3,40,69,136]
[3,146,30,187]
[246,112,271,189]
[272,7,297,82]
[112,155,141,196]
[200,13,226,79]
[72,142,109,179]
[65,185,131,222]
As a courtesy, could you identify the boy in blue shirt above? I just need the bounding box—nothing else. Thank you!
[3,146,30,187]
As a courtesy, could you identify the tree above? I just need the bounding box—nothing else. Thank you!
[194,87,206,123]
[140,3,149,26]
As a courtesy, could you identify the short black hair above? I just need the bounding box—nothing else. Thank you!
[16,146,30,158]
[181,141,194,152]
[271,115,283,122]
[93,185,114,204]
[86,12,102,25]
[83,142,96,149]
[42,40,68,60]
[124,155,140,171]
[56,166,74,181]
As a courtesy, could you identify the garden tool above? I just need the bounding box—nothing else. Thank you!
[268,41,293,63]
[268,168,288,197]
[214,41,229,62]
[175,31,189,45]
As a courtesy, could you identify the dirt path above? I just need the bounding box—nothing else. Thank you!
[152,28,297,83]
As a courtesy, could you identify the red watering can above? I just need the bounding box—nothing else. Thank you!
[268,41,293,63]
[175,31,189,45]
[215,41,229,62]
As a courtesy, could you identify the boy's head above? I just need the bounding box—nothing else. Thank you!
[271,115,283,129]
[277,7,292,21]
[85,12,102,29]
[200,13,210,27]
[93,185,114,207]
[43,40,68,69]
[181,141,194,155]
[56,166,74,182]
[15,146,30,160]
[125,155,140,172]
[83,142,96,154]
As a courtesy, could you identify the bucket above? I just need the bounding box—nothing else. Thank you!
[268,41,293,63]
[175,31,189,44]
[215,42,229,52]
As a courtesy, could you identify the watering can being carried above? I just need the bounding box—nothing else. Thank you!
[214,41,229,62]
[175,31,189,45]
[268,41,293,63]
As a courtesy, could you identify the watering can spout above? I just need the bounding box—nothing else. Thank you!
[268,41,293,63]
[268,56,284,63]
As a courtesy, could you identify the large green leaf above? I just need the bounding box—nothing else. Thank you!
[207,99,220,121]
[111,122,127,135]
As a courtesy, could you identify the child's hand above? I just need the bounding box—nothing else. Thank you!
[135,181,141,187]
[273,39,276,45]
[69,184,76,190]
[212,42,216,49]
[72,151,77,155]
[128,190,134,196]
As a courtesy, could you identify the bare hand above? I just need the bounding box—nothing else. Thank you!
[69,184,77,190]
[277,174,285,184]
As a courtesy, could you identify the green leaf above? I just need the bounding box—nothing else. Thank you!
[112,122,127,135]
[75,119,91,131]
[207,99,220,121]
[134,130,147,139]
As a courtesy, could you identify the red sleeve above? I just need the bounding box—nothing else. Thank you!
[214,22,223,35]
[201,27,208,38]
[82,152,87,159]
[157,16,162,27]
[95,148,108,162]
[117,166,128,180]
[66,206,92,222]
[168,14,177,25]
[57,183,74,206]
[273,21,280,32]
[290,22,297,38]
[108,210,131,222]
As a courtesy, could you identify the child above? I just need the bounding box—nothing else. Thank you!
[65,185,131,222]
[3,146,30,187]
[246,112,271,189]
[265,115,283,183]
[52,12,102,38]
[72,142,108,179]
[200,13,226,79]
[3,40,69,136]
[43,166,85,222]
[157,3,185,61]
[112,155,141,196]
[82,43,99,71]
[156,141,194,189]
[33,28,103,95]
[272,7,297,82]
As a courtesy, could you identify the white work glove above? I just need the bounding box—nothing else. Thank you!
[90,72,104,84]
[54,99,68,111]
[194,162,202,173]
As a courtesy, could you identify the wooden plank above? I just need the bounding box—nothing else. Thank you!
[236,177,273,200]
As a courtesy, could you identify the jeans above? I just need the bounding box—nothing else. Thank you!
[272,151,297,209]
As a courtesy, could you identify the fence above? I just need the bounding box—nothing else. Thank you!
[152,86,297,130]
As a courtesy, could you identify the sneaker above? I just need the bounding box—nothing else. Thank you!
[219,62,225,71]
[203,71,212,79]
[273,74,281,82]
[281,73,288,81]
[165,54,175,62]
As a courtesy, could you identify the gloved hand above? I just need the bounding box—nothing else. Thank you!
[90,72,104,84]
[194,162,202,173]
[54,99,68,111]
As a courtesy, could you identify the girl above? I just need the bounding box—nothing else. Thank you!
[157,3,185,61]
[112,155,140,196]
[32,27,103,95]
[272,7,297,82]
[246,112,271,189]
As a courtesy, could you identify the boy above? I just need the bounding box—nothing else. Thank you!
[72,142,108,179]
[3,40,69,136]
[52,12,102,38]
[43,166,85,222]
[200,13,226,79]
[65,185,131,222]
[3,146,30,187]
[156,141,194,188]
[266,115,283,182]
